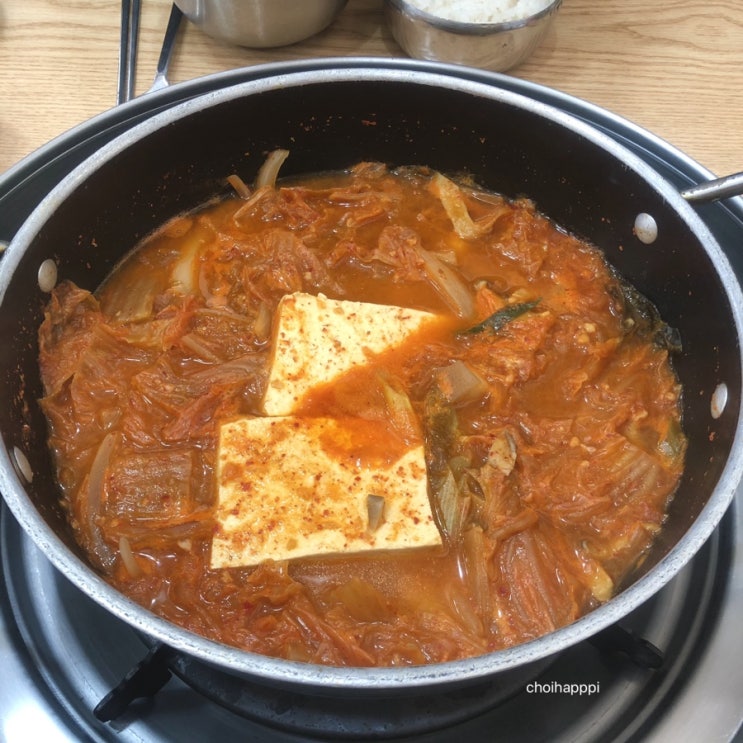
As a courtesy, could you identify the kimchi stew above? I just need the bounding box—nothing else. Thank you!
[38,159,686,666]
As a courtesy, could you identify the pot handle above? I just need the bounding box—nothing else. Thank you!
[681,171,743,204]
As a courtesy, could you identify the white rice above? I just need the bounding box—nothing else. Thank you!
[404,0,553,24]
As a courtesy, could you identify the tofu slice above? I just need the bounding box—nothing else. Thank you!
[211,415,442,569]
[262,292,437,416]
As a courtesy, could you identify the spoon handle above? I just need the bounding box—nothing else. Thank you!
[681,171,743,203]
[148,4,184,95]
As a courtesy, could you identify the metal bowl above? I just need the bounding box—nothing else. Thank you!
[384,0,562,71]
[174,0,349,48]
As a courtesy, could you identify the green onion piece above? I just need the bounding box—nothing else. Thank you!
[460,299,540,336]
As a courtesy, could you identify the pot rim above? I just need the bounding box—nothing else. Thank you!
[2,62,743,690]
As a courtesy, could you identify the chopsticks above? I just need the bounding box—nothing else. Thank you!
[117,0,141,104]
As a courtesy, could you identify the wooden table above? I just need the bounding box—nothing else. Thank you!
[0,0,741,178]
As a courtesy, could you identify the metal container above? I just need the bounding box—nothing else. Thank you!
[174,0,348,48]
[0,63,741,711]
[385,0,562,71]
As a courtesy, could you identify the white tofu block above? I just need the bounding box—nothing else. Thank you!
[262,292,437,416]
[211,415,442,568]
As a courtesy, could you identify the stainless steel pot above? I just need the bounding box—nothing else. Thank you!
[1,64,742,701]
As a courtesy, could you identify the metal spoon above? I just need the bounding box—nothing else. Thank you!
[147,4,184,95]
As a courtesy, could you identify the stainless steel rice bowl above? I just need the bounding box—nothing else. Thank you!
[385,0,563,71]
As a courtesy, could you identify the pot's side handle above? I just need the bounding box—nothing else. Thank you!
[681,171,743,204]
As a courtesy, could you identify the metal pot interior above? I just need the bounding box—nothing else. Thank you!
[1,68,742,689]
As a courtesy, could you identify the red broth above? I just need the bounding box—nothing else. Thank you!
[38,162,685,666]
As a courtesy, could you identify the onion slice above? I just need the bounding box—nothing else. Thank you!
[414,246,475,319]
[378,373,421,443]
[434,360,489,407]
[118,536,142,578]
[226,173,252,199]
[253,302,272,343]
[436,469,471,541]
[461,526,491,619]
[255,149,290,190]
[366,494,386,533]
[85,432,117,569]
